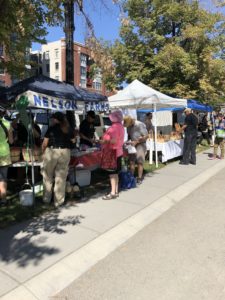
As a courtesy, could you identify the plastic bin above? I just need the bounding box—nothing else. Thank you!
[75,169,91,187]
[19,189,33,206]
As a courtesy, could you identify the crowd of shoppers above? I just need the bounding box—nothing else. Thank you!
[1,107,225,207]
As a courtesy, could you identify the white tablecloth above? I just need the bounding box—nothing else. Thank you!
[146,139,184,163]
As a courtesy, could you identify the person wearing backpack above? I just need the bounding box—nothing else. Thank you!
[209,113,225,160]
[0,110,13,206]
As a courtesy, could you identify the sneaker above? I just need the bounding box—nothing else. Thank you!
[137,178,143,185]
[208,156,216,160]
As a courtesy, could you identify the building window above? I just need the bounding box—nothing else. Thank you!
[0,45,3,57]
[45,51,49,60]
[93,82,102,91]
[55,62,59,71]
[80,66,86,78]
[80,79,87,88]
[46,64,50,73]
[80,53,87,67]
[55,76,59,81]
[55,48,59,59]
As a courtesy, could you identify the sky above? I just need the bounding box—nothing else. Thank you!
[32,0,225,51]
[32,1,121,51]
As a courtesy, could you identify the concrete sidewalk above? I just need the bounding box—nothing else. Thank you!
[0,151,225,300]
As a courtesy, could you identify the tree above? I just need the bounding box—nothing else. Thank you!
[0,0,120,81]
[111,0,225,104]
[0,0,63,77]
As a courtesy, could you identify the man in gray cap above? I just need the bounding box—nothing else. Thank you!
[178,108,198,165]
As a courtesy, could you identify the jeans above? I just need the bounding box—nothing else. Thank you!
[182,132,197,164]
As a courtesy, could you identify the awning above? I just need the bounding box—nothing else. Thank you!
[187,99,213,112]
[0,75,108,111]
[108,79,187,109]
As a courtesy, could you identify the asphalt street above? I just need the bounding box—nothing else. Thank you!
[57,168,225,300]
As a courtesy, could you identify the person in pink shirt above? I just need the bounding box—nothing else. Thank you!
[100,110,124,200]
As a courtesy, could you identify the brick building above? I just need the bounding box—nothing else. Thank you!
[33,38,108,95]
[0,39,109,96]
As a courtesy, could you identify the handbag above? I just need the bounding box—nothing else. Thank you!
[127,144,137,154]
[100,148,117,170]
[119,171,136,190]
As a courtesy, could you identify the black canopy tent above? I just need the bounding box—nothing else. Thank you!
[0,75,81,110]
[0,75,108,109]
[0,75,108,205]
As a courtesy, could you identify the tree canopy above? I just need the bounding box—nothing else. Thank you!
[0,0,65,76]
[111,0,225,104]
[0,0,115,77]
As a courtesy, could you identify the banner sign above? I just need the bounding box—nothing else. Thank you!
[77,101,109,112]
[16,91,77,111]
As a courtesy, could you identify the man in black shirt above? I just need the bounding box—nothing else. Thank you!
[42,112,75,208]
[79,111,96,149]
[179,108,198,165]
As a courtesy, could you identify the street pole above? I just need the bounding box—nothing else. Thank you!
[64,0,76,129]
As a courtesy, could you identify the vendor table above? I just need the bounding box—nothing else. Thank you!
[10,149,102,171]
[146,139,184,164]
[70,149,102,171]
[11,161,42,167]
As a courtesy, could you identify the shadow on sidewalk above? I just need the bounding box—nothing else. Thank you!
[0,208,84,268]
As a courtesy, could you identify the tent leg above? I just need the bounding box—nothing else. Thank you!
[29,108,35,204]
[154,103,158,168]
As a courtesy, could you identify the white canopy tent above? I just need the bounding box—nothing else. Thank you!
[108,80,187,167]
[108,79,187,108]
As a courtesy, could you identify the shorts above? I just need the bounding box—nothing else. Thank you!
[0,166,8,182]
[106,156,122,175]
[129,143,146,164]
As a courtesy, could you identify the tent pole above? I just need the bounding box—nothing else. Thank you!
[154,103,158,168]
[29,108,35,204]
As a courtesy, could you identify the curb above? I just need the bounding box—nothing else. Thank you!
[2,160,225,300]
